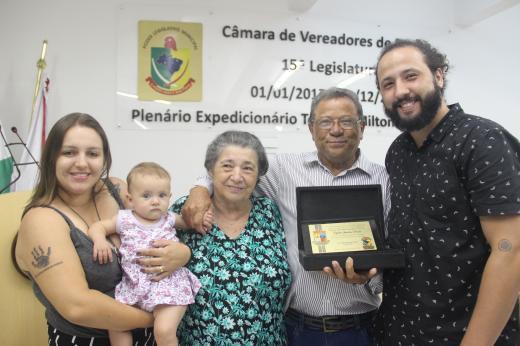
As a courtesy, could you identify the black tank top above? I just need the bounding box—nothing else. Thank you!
[31,179,124,338]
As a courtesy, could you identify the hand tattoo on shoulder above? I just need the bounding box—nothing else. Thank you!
[31,246,51,268]
[498,239,513,252]
[30,245,63,277]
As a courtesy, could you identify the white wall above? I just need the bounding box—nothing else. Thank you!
[445,3,520,134]
[1,0,519,197]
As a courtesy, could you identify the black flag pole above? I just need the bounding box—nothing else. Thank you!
[0,125,41,193]
[0,125,21,193]
[11,127,41,169]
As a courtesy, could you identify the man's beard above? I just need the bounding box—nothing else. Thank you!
[384,84,442,132]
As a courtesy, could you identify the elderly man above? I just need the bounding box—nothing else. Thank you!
[183,87,389,346]
[375,38,520,345]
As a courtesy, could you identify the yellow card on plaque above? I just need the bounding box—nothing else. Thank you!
[308,221,377,254]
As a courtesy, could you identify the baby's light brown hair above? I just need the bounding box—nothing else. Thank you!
[126,162,171,192]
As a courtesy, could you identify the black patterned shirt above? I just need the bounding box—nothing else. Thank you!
[376,104,520,345]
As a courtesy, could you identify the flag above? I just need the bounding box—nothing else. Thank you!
[11,75,49,192]
[0,122,14,193]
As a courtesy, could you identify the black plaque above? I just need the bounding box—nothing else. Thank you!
[296,185,404,271]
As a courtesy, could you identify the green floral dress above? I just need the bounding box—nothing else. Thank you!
[171,196,291,346]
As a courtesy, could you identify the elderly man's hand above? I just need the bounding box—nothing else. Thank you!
[323,257,378,284]
[181,186,212,234]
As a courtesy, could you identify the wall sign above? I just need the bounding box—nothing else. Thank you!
[116,5,441,138]
[138,21,202,101]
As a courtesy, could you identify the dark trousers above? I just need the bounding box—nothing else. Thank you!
[285,318,374,346]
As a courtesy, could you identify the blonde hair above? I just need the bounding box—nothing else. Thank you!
[126,162,170,192]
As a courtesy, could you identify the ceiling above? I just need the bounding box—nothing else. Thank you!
[287,0,520,28]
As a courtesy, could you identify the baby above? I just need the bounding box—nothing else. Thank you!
[88,162,212,346]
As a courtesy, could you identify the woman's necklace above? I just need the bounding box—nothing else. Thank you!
[57,194,101,228]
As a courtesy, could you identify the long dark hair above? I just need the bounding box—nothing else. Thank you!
[13,113,112,278]
[23,112,112,214]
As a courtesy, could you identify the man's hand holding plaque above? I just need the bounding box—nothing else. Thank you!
[296,185,405,271]
[323,257,378,284]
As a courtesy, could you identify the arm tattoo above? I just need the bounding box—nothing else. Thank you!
[498,239,512,252]
[30,245,64,277]
[31,245,51,268]
[35,262,63,278]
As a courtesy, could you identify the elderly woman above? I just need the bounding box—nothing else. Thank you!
[171,130,291,345]
[14,113,190,345]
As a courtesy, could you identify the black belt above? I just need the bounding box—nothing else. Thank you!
[285,308,376,333]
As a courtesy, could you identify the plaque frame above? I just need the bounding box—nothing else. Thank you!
[296,185,405,271]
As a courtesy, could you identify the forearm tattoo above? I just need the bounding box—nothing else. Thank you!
[30,245,63,277]
[498,239,513,252]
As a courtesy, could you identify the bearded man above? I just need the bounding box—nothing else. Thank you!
[374,39,520,346]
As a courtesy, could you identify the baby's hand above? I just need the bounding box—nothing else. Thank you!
[202,208,214,233]
[92,238,114,264]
